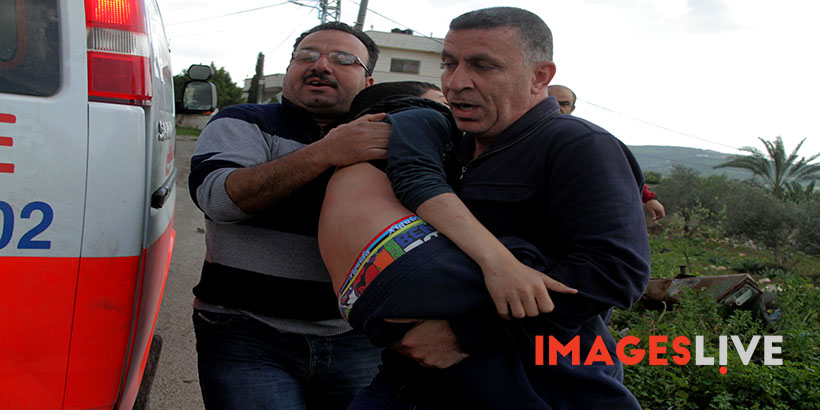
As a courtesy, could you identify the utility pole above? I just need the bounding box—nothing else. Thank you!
[318,0,341,23]
[256,53,265,104]
[353,0,368,31]
[247,52,265,104]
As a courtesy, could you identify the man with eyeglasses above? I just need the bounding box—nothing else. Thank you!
[188,22,387,410]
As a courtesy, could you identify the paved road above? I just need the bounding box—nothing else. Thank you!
[148,135,205,410]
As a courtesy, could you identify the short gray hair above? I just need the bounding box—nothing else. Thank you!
[449,7,552,64]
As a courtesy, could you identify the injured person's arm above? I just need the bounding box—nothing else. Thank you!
[414,193,576,319]
[384,107,576,319]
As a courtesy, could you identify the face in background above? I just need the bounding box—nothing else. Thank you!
[440,27,554,142]
[548,85,576,114]
[282,29,373,123]
[421,88,448,106]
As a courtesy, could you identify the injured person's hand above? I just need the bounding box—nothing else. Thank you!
[482,254,578,320]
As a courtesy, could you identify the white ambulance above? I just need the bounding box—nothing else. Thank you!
[0,0,214,409]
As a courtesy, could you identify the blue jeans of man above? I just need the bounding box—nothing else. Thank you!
[193,309,382,410]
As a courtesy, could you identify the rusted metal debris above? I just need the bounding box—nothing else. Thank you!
[642,273,779,327]
[644,274,762,307]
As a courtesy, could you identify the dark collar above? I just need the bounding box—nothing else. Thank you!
[459,96,561,162]
[281,96,347,136]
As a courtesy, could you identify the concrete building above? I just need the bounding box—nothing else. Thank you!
[366,29,444,86]
[241,73,284,104]
[241,29,445,101]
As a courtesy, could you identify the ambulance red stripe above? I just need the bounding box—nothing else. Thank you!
[0,219,175,409]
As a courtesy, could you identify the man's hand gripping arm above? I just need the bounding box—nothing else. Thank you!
[226,113,390,214]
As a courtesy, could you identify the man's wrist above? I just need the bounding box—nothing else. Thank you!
[302,137,336,169]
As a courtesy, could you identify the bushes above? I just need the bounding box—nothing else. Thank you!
[654,166,819,263]
[645,170,662,185]
[795,197,820,256]
[624,165,820,408]
[612,278,820,409]
[654,165,727,237]
[723,185,802,264]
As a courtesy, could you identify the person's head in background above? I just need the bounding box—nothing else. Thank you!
[548,84,576,115]
[348,81,445,118]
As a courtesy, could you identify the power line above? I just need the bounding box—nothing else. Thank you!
[163,3,746,159]
[175,0,738,157]
[166,2,291,26]
[340,0,741,155]
[264,7,318,58]
[581,99,741,152]
[166,1,317,77]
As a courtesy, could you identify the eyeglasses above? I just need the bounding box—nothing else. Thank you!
[291,49,370,75]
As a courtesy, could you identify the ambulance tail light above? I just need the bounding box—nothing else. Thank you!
[85,0,152,105]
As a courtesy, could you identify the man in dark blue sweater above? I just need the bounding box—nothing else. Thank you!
[355,7,652,409]
[320,83,581,409]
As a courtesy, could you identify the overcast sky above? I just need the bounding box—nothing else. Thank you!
[160,0,820,157]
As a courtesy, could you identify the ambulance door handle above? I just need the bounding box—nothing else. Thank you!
[151,168,176,209]
[157,120,173,142]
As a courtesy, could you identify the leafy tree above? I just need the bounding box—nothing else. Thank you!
[208,62,243,110]
[714,136,820,200]
[655,165,727,235]
[785,180,817,203]
[247,52,265,104]
[796,196,820,256]
[654,165,729,272]
[172,70,187,101]
[723,184,801,264]
[644,170,662,185]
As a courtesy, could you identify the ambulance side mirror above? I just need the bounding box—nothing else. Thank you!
[187,64,214,81]
[177,64,217,114]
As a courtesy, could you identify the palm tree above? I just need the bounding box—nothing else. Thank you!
[715,136,820,199]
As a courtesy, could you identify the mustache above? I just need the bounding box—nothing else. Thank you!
[301,71,338,88]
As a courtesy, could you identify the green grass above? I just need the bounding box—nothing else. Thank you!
[648,228,820,283]
[176,126,202,137]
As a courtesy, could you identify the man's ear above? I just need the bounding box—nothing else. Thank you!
[532,61,556,95]
[365,76,375,87]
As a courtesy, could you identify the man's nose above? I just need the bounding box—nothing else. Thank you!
[443,64,473,91]
[309,54,333,73]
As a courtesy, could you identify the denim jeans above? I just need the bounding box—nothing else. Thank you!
[193,309,381,410]
[348,370,438,410]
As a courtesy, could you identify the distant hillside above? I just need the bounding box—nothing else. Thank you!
[627,145,755,180]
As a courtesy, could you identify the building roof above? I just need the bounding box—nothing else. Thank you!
[365,30,443,54]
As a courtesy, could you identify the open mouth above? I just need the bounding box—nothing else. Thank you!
[302,74,337,89]
[451,102,479,112]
